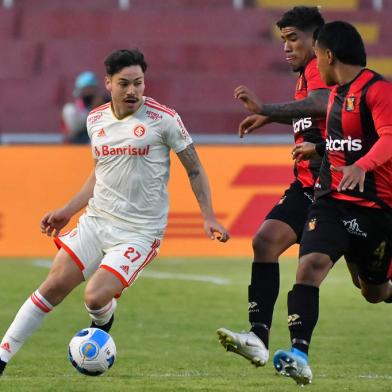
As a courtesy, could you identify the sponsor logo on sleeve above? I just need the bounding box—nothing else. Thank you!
[293,117,312,133]
[146,110,163,121]
[88,112,103,125]
[176,117,190,140]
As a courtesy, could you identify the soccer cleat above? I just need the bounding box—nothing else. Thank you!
[217,327,269,367]
[273,348,312,386]
[90,315,114,333]
[0,359,7,376]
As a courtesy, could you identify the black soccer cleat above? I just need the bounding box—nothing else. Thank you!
[90,315,114,333]
[384,295,392,303]
[0,359,7,376]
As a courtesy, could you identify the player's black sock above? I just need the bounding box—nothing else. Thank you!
[90,315,114,333]
[0,359,6,376]
[287,284,319,355]
[248,262,280,349]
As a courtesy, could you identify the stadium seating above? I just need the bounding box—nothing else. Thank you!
[257,0,359,11]
[1,1,392,137]
[0,8,17,38]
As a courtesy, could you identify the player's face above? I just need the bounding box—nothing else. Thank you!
[280,26,315,72]
[314,42,335,86]
[106,65,145,117]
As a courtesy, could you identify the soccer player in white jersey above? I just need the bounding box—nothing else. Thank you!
[0,49,230,375]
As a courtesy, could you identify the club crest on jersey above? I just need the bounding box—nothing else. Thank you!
[308,218,317,231]
[345,95,356,112]
[133,124,146,138]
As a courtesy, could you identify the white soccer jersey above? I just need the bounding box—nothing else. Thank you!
[86,97,193,238]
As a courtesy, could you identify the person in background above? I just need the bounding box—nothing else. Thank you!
[62,71,108,144]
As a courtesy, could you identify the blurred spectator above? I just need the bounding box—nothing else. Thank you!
[62,71,109,144]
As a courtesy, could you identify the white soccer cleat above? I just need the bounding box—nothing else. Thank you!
[217,327,269,367]
[273,349,313,386]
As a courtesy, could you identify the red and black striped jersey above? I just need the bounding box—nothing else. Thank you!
[315,69,392,209]
[293,57,328,188]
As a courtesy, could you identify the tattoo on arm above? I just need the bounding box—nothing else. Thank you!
[177,144,201,177]
[260,89,330,123]
[177,144,213,217]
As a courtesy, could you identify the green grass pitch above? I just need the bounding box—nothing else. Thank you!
[0,257,391,391]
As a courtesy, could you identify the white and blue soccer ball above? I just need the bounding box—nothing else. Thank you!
[68,328,116,376]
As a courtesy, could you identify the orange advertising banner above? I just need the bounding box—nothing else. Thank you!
[0,146,298,258]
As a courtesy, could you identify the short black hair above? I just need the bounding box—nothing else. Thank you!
[276,6,324,33]
[316,21,366,66]
[104,49,148,76]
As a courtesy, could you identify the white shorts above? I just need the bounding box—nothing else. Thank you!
[54,214,161,289]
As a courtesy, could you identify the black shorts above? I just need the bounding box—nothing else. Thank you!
[266,180,314,242]
[300,197,392,284]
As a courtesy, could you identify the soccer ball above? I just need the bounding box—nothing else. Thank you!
[68,328,116,376]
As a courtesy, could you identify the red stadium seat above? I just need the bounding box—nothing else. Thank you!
[0,76,62,134]
[2,4,391,136]
[0,8,17,38]
[0,40,39,78]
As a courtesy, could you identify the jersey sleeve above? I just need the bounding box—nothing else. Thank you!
[164,113,193,153]
[366,80,392,135]
[305,58,329,91]
[86,112,93,140]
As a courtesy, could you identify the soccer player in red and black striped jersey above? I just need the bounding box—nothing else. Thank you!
[273,21,392,385]
[217,6,330,368]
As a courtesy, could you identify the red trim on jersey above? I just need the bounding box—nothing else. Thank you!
[145,102,175,117]
[128,239,160,286]
[89,103,110,115]
[293,58,328,188]
[30,292,51,313]
[387,258,392,279]
[145,98,176,115]
[100,265,128,287]
[331,193,380,208]
[304,57,329,91]
[54,237,85,271]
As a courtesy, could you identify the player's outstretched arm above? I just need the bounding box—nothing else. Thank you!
[259,89,329,123]
[176,144,230,242]
[238,114,271,137]
[40,164,96,237]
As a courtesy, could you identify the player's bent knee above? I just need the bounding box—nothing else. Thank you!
[296,253,332,286]
[252,231,283,259]
[84,286,115,310]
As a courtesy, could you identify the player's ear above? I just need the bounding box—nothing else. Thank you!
[326,49,334,65]
[105,75,112,92]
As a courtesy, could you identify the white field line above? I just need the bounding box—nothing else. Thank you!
[32,260,230,285]
[357,374,392,380]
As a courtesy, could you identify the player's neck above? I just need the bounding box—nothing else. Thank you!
[335,65,364,87]
[111,102,142,120]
